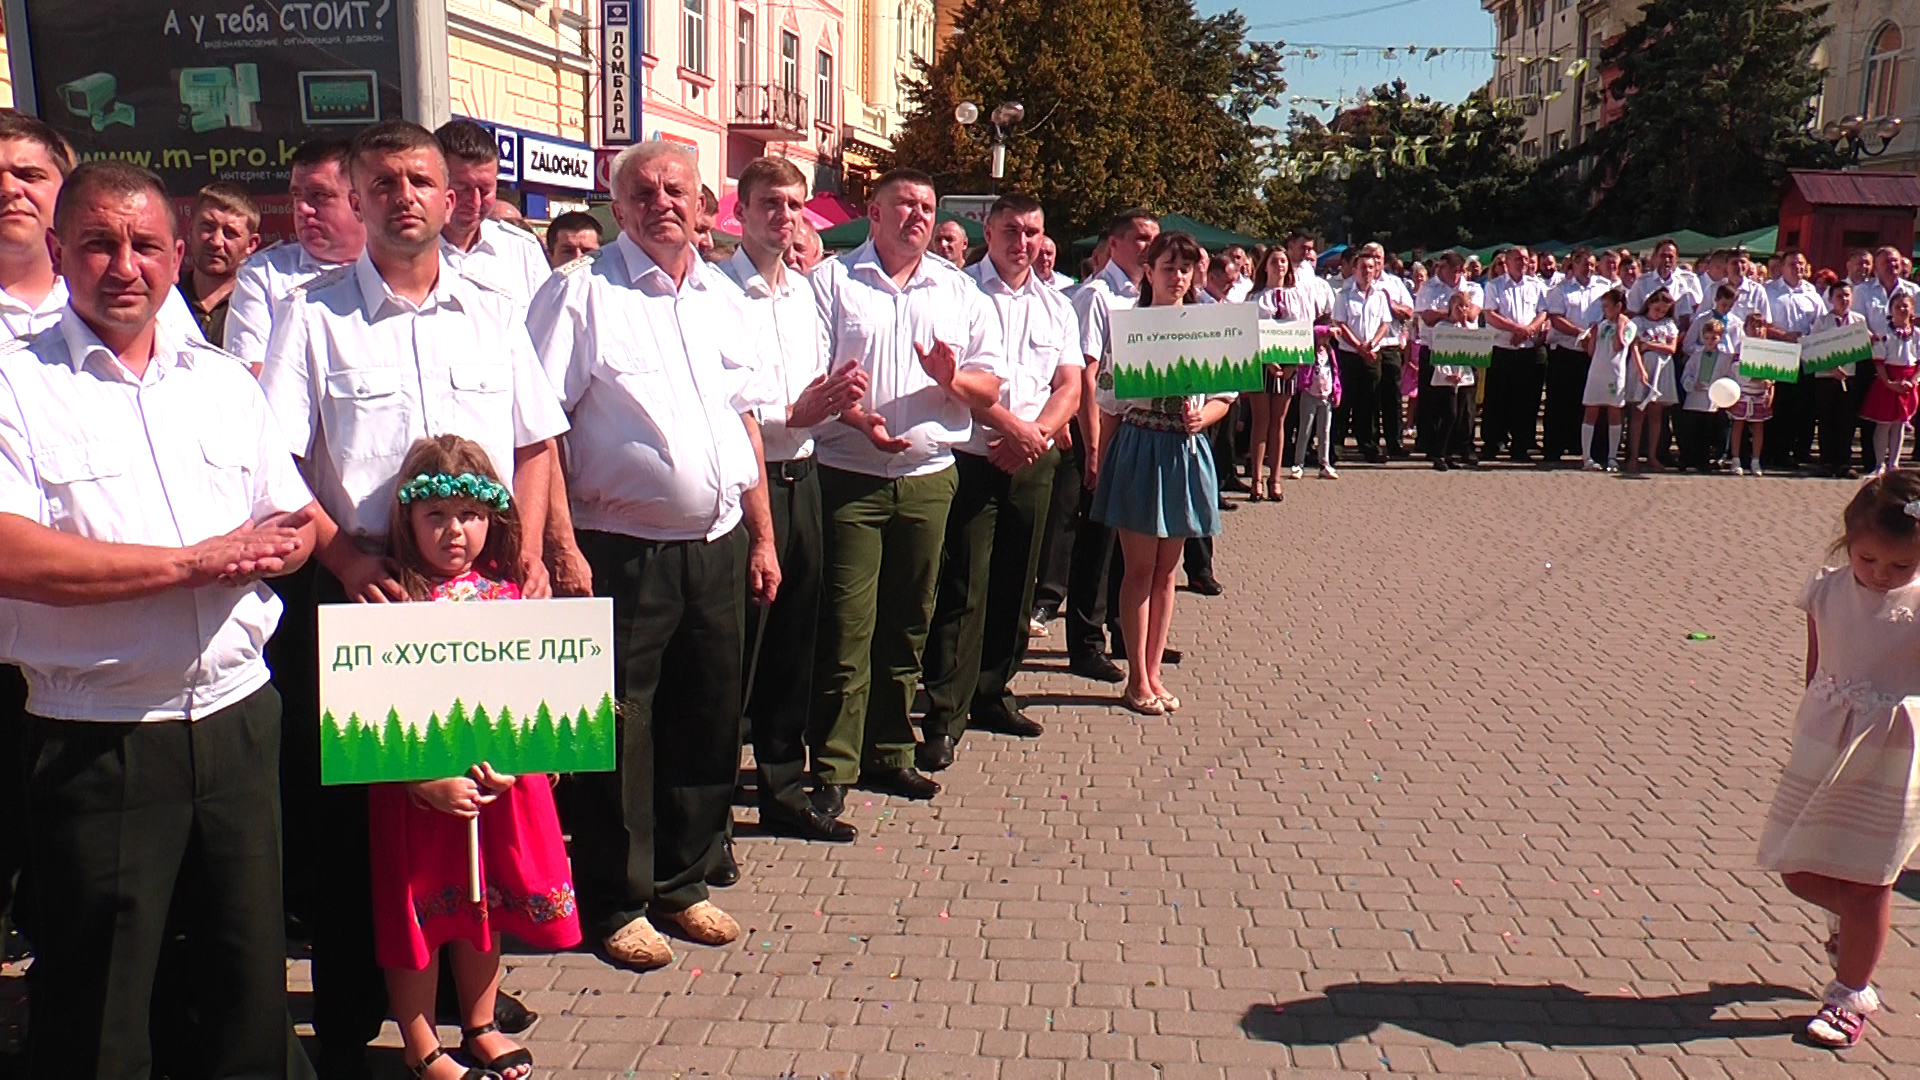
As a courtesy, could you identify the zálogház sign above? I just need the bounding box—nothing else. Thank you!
[520,136,595,191]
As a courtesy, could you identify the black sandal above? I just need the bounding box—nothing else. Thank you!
[409,1046,495,1080]
[461,1022,534,1078]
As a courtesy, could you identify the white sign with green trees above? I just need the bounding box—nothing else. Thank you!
[318,599,617,785]
[1109,303,1262,398]
[1430,325,1500,369]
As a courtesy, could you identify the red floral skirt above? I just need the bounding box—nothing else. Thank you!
[369,774,581,970]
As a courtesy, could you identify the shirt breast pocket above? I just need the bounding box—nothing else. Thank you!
[324,366,412,461]
[199,431,257,525]
[448,363,514,443]
[33,442,129,533]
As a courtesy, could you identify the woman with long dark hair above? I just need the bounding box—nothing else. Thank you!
[1090,232,1235,714]
[1246,246,1311,501]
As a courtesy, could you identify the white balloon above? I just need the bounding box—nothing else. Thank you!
[1708,377,1741,410]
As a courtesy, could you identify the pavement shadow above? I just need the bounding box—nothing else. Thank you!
[1242,980,1814,1048]
[1894,869,1920,905]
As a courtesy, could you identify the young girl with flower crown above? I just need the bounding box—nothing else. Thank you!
[373,435,580,1080]
[1758,469,1920,1050]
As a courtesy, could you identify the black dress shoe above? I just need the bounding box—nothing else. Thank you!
[811,782,847,818]
[917,734,957,771]
[974,708,1043,737]
[1068,652,1125,683]
[707,838,740,887]
[761,805,858,842]
[1186,574,1225,596]
[858,767,941,800]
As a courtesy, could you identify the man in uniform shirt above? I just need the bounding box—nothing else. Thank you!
[1846,249,1875,289]
[260,121,569,1077]
[434,119,551,307]
[527,140,782,971]
[0,161,318,1080]
[788,219,825,274]
[919,193,1079,772]
[933,218,972,267]
[177,181,261,343]
[1413,252,1483,454]
[1628,239,1701,329]
[716,157,866,845]
[1482,245,1550,463]
[808,168,1003,809]
[1062,208,1156,683]
[1542,247,1611,465]
[1330,245,1405,464]
[1035,235,1074,290]
[224,138,367,365]
[1857,245,1917,334]
[1757,249,1828,469]
[544,210,604,268]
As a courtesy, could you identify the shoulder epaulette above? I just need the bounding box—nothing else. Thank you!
[554,254,596,276]
[288,264,353,299]
[0,334,37,357]
[458,266,518,298]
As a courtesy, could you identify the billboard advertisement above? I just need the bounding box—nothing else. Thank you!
[11,0,404,197]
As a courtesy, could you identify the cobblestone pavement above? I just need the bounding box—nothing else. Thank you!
[6,464,1918,1078]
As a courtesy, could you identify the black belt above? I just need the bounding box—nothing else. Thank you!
[768,457,814,483]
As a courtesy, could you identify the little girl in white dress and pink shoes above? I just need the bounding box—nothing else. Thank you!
[1758,469,1920,1049]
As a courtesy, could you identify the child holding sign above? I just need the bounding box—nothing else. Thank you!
[372,435,579,1080]
[1862,293,1920,477]
[1677,315,1737,472]
[1425,293,1479,471]
[1811,282,1870,479]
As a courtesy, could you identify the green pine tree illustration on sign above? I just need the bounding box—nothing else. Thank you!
[320,694,618,784]
[1112,354,1264,398]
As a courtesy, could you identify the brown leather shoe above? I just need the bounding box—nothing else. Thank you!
[655,900,740,945]
[604,916,674,970]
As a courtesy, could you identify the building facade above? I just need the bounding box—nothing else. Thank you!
[1817,1,1920,174]
[837,0,935,198]
[449,0,599,218]
[1482,0,1640,162]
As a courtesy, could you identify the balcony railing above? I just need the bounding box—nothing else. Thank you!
[733,83,809,141]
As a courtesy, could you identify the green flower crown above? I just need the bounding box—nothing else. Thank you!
[396,472,511,512]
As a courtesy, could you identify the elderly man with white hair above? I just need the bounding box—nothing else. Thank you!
[526,139,783,970]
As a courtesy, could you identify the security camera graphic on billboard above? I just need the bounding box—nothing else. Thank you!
[59,72,135,131]
[179,64,262,133]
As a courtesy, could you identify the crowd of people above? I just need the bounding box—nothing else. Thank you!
[0,97,1915,1079]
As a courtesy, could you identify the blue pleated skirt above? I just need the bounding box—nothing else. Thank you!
[1091,422,1222,538]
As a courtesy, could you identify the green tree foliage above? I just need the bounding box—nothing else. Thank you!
[1281,82,1563,251]
[887,0,1285,240]
[318,699,618,784]
[1565,0,1836,236]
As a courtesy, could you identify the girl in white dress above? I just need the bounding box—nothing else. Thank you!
[1626,288,1679,474]
[1579,288,1634,472]
[1758,470,1920,1049]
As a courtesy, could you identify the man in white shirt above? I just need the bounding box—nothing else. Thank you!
[1628,239,1702,329]
[1857,245,1918,334]
[920,193,1080,773]
[1482,245,1551,462]
[1754,249,1827,470]
[715,157,866,847]
[932,218,971,267]
[1059,208,1156,683]
[808,168,1003,812]
[223,138,367,367]
[1373,247,1418,457]
[1846,249,1875,290]
[543,210,603,269]
[1542,247,1611,464]
[1330,243,1406,463]
[1219,244,1253,302]
[259,121,569,1072]
[1538,251,1565,288]
[1034,235,1074,290]
[1413,252,1483,455]
[527,140,780,972]
[1726,248,1774,334]
[0,161,318,1080]
[434,119,552,308]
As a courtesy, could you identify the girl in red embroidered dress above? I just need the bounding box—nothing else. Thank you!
[371,435,580,1080]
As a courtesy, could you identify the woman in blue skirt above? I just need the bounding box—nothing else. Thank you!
[1090,231,1235,714]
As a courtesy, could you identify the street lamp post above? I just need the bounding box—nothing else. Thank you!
[956,99,1024,191]
[1821,114,1904,167]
